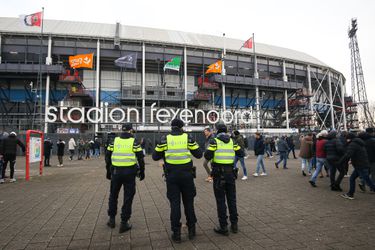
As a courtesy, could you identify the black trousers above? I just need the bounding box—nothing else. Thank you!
[107,167,137,222]
[166,170,197,233]
[44,154,50,166]
[212,168,238,227]
[2,154,16,179]
[329,161,345,188]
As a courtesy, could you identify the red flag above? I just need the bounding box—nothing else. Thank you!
[243,37,253,49]
[21,12,42,27]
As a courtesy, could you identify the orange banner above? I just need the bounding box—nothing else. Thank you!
[69,53,94,69]
[206,60,222,74]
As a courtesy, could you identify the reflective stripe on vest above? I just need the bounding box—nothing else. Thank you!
[111,137,137,167]
[165,133,192,165]
[213,138,235,164]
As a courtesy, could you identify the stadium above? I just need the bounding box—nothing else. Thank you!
[0,17,355,135]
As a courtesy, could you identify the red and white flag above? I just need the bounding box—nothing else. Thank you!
[243,37,253,49]
[20,12,42,27]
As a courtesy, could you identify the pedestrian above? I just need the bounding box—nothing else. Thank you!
[68,138,76,160]
[140,138,146,156]
[264,137,273,158]
[274,136,290,169]
[324,131,345,191]
[94,138,101,158]
[203,127,214,182]
[1,132,25,183]
[85,140,91,160]
[309,130,328,187]
[358,129,375,192]
[56,139,65,167]
[339,132,375,200]
[253,132,267,176]
[287,135,297,159]
[44,138,53,167]
[106,123,145,233]
[274,136,279,154]
[299,133,313,176]
[233,130,248,180]
[204,123,243,236]
[152,118,202,243]
[339,131,349,177]
[0,132,7,183]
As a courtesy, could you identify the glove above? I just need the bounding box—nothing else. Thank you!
[106,170,111,180]
[138,170,145,181]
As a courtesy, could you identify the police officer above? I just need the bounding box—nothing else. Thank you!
[152,118,202,243]
[204,123,243,235]
[105,123,145,233]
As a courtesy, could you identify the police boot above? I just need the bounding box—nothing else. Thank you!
[230,223,238,233]
[119,221,132,233]
[188,225,196,240]
[214,225,229,236]
[107,217,115,228]
[171,229,182,243]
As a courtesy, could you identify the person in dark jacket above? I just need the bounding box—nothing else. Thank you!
[275,136,290,169]
[44,138,53,167]
[358,130,375,191]
[339,133,375,200]
[203,127,214,182]
[287,136,297,159]
[0,132,8,183]
[253,132,267,176]
[94,139,101,158]
[56,139,65,167]
[1,132,25,183]
[324,131,345,191]
[339,131,349,176]
[233,130,248,180]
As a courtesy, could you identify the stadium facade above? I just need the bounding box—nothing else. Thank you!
[0,17,356,134]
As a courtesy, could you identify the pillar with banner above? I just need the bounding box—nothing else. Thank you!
[25,130,44,181]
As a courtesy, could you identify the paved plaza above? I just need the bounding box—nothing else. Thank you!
[0,153,374,250]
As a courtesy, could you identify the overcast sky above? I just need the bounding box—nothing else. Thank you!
[1,0,374,100]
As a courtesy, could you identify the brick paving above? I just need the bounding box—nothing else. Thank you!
[0,153,374,250]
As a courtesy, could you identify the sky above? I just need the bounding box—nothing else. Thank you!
[1,0,374,101]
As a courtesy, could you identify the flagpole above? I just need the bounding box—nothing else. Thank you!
[222,33,226,112]
[35,7,44,131]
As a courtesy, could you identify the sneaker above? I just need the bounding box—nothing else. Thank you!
[107,217,115,228]
[341,193,354,200]
[344,174,350,178]
[358,183,366,192]
[283,167,289,169]
[119,221,132,233]
[270,156,274,158]
[0,179,4,184]
[60,164,64,167]
[274,163,279,169]
[214,226,229,236]
[9,178,16,183]
[260,172,267,176]
[241,176,248,180]
[252,173,259,177]
[205,176,213,182]
[309,180,317,187]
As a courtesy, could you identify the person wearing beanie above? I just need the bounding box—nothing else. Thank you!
[1,131,25,183]
[152,118,202,243]
[106,123,145,233]
[339,132,375,200]
[309,130,328,187]
[204,122,244,236]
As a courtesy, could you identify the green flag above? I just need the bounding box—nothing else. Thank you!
[164,56,181,71]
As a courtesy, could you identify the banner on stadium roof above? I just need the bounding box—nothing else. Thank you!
[69,53,94,69]
[115,52,138,69]
[206,60,222,74]
[20,12,42,27]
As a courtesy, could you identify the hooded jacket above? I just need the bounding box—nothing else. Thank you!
[68,138,76,150]
[277,138,289,153]
[2,134,25,155]
[339,138,369,169]
[324,132,344,163]
[56,140,65,156]
[254,136,265,156]
[204,132,243,168]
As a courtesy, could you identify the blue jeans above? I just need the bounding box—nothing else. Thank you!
[310,158,326,183]
[94,148,100,157]
[276,152,288,168]
[348,168,375,196]
[301,158,312,173]
[234,156,247,177]
[265,145,272,157]
[255,154,266,173]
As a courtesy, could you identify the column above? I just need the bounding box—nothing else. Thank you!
[0,34,2,64]
[44,35,52,133]
[184,46,188,109]
[142,42,146,125]
[255,87,260,130]
[222,83,226,111]
[95,39,100,133]
[340,76,347,131]
[328,71,335,129]
[285,89,289,129]
[307,65,313,113]
[282,60,288,82]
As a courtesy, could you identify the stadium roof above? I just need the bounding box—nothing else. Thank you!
[0,17,329,67]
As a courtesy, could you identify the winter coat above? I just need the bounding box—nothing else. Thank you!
[254,136,265,156]
[324,134,344,163]
[2,134,25,155]
[44,140,53,156]
[234,134,245,149]
[277,138,289,153]
[57,141,65,156]
[339,138,369,170]
[358,132,375,163]
[299,136,313,159]
[315,138,327,158]
[68,139,76,150]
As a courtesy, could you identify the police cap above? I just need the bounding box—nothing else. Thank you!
[122,123,133,132]
[216,123,227,133]
[171,118,184,128]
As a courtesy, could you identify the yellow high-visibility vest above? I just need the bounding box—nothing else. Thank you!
[165,133,192,165]
[108,137,139,167]
[212,138,235,164]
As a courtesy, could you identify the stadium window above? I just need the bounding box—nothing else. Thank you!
[132,90,140,95]
[147,91,154,95]
[167,92,175,96]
